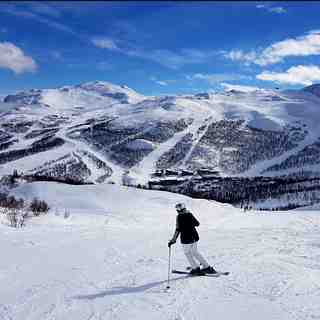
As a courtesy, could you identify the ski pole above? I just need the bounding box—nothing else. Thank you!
[166,246,171,289]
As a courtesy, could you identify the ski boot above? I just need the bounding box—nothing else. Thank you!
[189,267,205,276]
[201,266,217,274]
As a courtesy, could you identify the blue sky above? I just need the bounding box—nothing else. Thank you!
[1,1,320,96]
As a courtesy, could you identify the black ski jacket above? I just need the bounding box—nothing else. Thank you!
[173,209,200,244]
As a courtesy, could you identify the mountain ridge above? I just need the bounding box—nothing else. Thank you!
[1,81,320,189]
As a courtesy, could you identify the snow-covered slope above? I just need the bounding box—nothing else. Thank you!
[1,81,320,185]
[3,81,145,107]
[1,182,320,320]
[302,83,320,98]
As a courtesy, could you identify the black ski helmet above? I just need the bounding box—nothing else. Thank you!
[175,203,186,211]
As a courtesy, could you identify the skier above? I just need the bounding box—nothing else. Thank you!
[168,203,217,275]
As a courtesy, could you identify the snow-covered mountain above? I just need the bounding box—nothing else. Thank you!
[302,83,320,98]
[3,81,145,106]
[1,81,320,188]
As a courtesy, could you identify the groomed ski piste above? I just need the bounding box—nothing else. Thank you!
[1,182,320,320]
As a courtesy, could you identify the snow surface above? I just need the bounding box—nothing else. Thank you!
[0,101,18,113]
[125,139,155,151]
[1,182,320,320]
[303,84,320,98]
[0,143,75,176]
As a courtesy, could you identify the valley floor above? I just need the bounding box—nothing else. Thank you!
[1,183,320,320]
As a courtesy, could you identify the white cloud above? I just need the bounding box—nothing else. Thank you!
[257,65,320,86]
[225,30,320,66]
[29,3,61,18]
[256,4,287,14]
[127,48,217,69]
[223,49,259,66]
[150,76,176,86]
[4,7,76,36]
[156,80,168,86]
[0,42,37,74]
[92,37,119,50]
[261,31,320,65]
[269,6,287,14]
[309,29,320,35]
[90,17,220,70]
[188,73,250,84]
[92,36,218,69]
[221,83,260,92]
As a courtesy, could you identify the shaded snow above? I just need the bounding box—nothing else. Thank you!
[125,139,155,151]
[302,84,320,98]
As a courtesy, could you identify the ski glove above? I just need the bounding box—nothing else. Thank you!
[168,239,176,247]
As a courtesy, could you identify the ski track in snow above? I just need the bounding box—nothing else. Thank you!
[240,131,319,177]
[0,143,74,176]
[1,182,320,320]
[180,116,213,167]
[130,115,209,184]
[56,118,124,184]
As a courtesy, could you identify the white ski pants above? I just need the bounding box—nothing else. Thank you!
[182,242,209,269]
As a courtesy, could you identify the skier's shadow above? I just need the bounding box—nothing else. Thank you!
[72,276,186,300]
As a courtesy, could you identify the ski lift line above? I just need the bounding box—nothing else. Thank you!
[181,116,214,167]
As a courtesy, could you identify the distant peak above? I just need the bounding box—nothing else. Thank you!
[78,80,114,87]
[303,83,320,90]
[75,80,145,103]
[77,81,137,93]
[302,83,320,97]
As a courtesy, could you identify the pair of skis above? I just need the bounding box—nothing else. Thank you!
[164,268,230,291]
[172,269,230,277]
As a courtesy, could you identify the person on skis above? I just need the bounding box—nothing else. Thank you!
[168,202,216,275]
